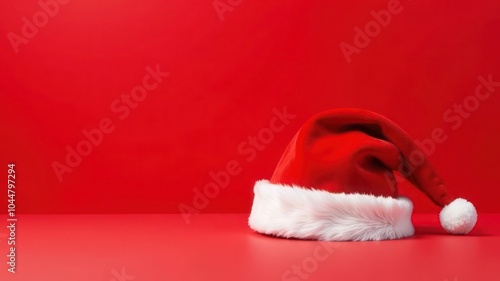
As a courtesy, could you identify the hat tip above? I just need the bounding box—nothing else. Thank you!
[439,198,477,235]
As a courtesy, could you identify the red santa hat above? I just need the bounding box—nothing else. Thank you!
[248,108,477,241]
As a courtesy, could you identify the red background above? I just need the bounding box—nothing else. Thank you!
[1,0,499,215]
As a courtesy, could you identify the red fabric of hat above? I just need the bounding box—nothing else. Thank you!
[248,108,477,241]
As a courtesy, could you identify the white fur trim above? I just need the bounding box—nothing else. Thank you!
[439,198,477,234]
[248,180,415,241]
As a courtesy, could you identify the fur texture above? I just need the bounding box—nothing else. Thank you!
[248,180,415,241]
[439,198,477,234]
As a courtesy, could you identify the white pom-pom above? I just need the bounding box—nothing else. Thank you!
[439,198,477,234]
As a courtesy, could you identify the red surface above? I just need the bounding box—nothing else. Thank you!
[1,0,500,215]
[0,214,498,281]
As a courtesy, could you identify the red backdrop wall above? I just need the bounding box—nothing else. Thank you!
[1,0,499,215]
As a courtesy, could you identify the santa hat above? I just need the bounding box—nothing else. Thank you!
[248,108,477,241]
